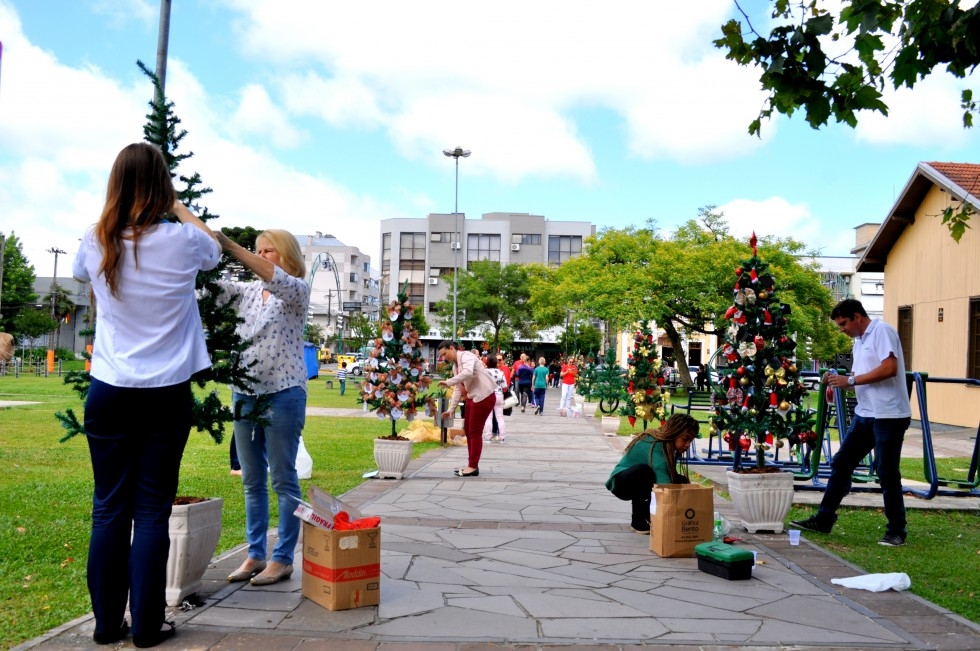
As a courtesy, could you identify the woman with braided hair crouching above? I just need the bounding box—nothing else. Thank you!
[604,414,700,533]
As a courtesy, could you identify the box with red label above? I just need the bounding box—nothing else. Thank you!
[302,523,381,610]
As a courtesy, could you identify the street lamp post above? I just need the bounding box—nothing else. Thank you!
[46,247,66,372]
[442,146,470,343]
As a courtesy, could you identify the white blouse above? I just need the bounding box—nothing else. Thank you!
[217,266,311,396]
[73,222,220,388]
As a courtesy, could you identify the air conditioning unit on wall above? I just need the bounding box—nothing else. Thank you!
[511,243,521,251]
[428,277,438,285]
[450,242,461,250]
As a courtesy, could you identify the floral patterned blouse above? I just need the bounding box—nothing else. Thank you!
[217,266,311,396]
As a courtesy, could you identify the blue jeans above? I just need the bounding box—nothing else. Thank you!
[819,414,911,538]
[339,379,346,396]
[533,387,546,411]
[232,386,306,565]
[84,378,191,639]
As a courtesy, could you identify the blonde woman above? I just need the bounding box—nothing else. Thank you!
[215,230,311,586]
[604,414,699,533]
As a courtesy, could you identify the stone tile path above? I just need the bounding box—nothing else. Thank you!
[15,387,980,651]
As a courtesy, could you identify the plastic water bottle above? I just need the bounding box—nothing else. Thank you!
[713,511,723,541]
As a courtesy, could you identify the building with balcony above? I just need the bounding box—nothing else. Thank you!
[299,233,380,351]
[379,212,595,349]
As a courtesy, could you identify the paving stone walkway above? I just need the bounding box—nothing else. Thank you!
[16,387,980,651]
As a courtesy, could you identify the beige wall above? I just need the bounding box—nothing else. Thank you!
[884,185,980,426]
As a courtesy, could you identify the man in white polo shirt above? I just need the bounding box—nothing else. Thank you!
[791,299,912,547]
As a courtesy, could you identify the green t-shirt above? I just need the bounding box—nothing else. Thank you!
[604,437,673,492]
[533,365,549,389]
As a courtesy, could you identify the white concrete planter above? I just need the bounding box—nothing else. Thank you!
[600,416,621,436]
[583,401,599,417]
[726,470,794,534]
[573,394,585,406]
[166,497,223,606]
[374,438,414,479]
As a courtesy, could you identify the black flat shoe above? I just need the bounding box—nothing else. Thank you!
[133,621,175,649]
[454,467,479,477]
[93,621,128,644]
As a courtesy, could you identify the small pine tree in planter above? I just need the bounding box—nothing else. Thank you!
[359,285,436,478]
[591,348,627,416]
[619,321,669,429]
[55,62,259,606]
[710,234,817,532]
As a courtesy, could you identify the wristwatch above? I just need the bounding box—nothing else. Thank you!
[847,375,856,387]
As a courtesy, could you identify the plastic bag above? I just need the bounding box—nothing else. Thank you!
[831,572,911,592]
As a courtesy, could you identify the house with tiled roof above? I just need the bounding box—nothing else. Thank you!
[857,162,980,427]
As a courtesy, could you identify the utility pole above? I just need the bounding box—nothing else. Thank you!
[155,0,172,102]
[46,247,66,370]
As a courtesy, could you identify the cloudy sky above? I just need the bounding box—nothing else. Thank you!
[1,0,978,278]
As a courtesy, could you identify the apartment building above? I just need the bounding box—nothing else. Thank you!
[379,212,595,343]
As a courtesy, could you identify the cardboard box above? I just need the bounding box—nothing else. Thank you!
[302,523,381,611]
[649,483,714,557]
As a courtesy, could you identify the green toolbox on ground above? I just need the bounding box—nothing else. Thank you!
[694,541,754,580]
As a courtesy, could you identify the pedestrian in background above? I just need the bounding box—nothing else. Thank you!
[336,362,348,396]
[532,356,549,415]
[484,355,508,442]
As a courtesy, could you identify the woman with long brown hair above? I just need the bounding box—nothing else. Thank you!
[73,142,219,647]
[604,414,699,533]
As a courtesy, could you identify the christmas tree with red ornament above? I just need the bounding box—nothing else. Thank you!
[710,234,817,470]
[619,321,670,428]
[359,284,437,439]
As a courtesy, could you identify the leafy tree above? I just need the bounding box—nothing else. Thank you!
[715,1,979,238]
[345,313,377,352]
[716,1,980,134]
[434,260,537,351]
[306,322,326,346]
[1,233,39,334]
[12,308,57,344]
[542,209,846,378]
[41,285,76,349]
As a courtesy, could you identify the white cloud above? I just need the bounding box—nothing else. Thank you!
[716,197,850,255]
[221,0,768,175]
[91,0,155,27]
[855,73,980,149]
[227,83,305,148]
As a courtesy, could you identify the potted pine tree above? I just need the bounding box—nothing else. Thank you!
[360,285,436,478]
[710,234,817,533]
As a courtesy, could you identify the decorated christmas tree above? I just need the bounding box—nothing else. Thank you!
[359,285,437,439]
[619,321,670,428]
[710,234,817,470]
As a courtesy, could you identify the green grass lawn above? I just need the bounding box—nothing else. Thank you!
[0,374,439,650]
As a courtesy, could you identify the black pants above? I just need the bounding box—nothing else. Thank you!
[610,463,655,528]
[518,384,533,407]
